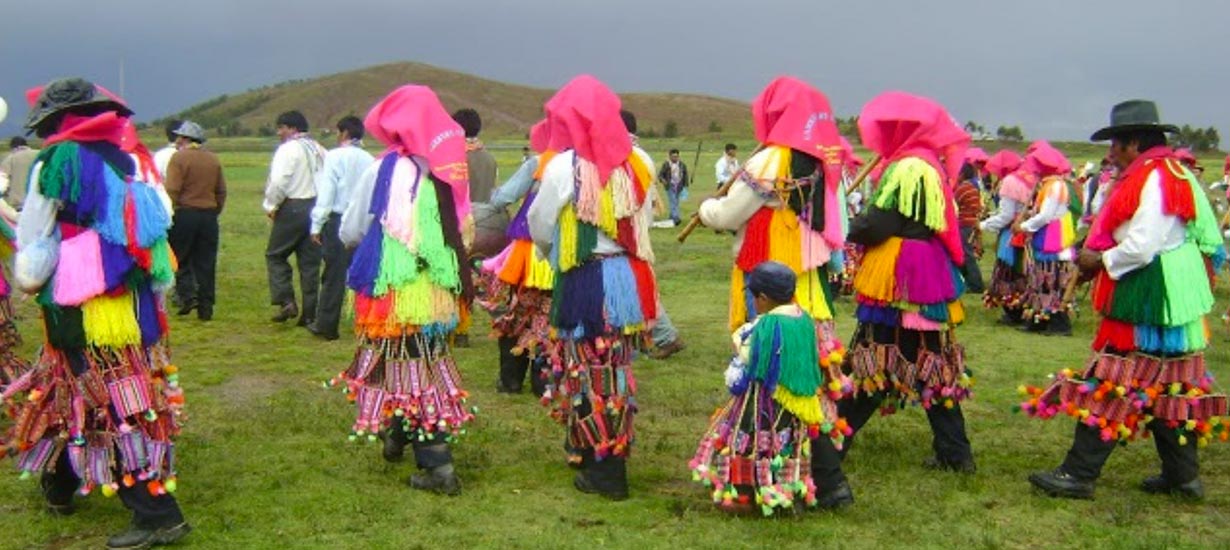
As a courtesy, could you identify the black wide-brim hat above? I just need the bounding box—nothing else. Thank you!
[1090,99,1179,141]
[24,77,133,132]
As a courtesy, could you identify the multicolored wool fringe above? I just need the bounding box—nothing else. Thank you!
[2,140,182,497]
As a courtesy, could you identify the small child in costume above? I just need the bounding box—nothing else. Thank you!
[690,261,829,515]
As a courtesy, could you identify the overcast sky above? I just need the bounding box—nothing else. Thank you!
[2,0,1226,142]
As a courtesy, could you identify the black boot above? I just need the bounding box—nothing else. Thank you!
[1028,467,1095,499]
[106,522,191,550]
[529,355,549,397]
[1140,475,1204,500]
[1047,313,1072,336]
[408,464,462,496]
[575,454,628,501]
[496,336,528,393]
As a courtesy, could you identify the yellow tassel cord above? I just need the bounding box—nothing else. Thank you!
[729,267,748,332]
[773,386,824,426]
[391,277,458,328]
[82,292,141,348]
[557,206,580,272]
[525,244,555,290]
[597,183,618,237]
[853,237,902,302]
[873,158,947,232]
[796,269,833,321]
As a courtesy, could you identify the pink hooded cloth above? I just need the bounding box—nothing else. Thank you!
[364,84,471,222]
[542,75,630,179]
[529,119,550,154]
[120,119,160,183]
[1022,141,1071,178]
[964,147,989,164]
[751,76,845,249]
[840,136,864,171]
[857,90,971,264]
[986,150,1023,180]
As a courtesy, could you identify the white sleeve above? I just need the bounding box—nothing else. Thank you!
[311,150,339,235]
[1020,183,1068,233]
[980,198,1021,232]
[263,145,294,213]
[339,160,379,247]
[1102,172,1176,280]
[714,158,726,183]
[528,154,575,256]
[697,179,766,231]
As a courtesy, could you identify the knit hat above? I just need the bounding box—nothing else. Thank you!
[747,261,796,303]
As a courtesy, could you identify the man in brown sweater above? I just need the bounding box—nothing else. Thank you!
[164,121,227,320]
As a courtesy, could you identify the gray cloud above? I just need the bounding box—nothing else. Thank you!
[2,0,1227,142]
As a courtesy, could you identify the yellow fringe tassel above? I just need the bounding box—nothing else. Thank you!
[767,208,803,273]
[853,237,901,302]
[82,292,141,348]
[526,244,555,290]
[947,299,966,326]
[796,269,833,321]
[729,266,748,332]
[773,386,824,425]
[558,206,579,272]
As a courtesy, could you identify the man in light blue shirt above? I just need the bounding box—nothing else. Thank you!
[308,116,374,340]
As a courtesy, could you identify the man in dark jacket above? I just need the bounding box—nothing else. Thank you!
[657,149,688,225]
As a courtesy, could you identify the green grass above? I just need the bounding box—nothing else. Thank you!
[1,141,1229,549]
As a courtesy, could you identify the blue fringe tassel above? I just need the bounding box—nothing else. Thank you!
[131,184,171,247]
[94,166,129,246]
[920,302,950,322]
[761,325,783,394]
[134,281,162,346]
[73,146,113,227]
[996,230,1016,264]
[100,240,135,291]
[601,256,644,330]
[1135,325,1188,355]
[347,155,398,296]
[554,260,605,339]
[856,303,900,326]
[1212,245,1227,272]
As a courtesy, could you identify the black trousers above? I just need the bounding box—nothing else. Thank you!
[497,337,548,395]
[314,214,352,337]
[42,451,184,529]
[266,198,322,319]
[168,208,219,307]
[1061,420,1199,483]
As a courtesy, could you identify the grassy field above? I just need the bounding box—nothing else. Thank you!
[1,141,1229,549]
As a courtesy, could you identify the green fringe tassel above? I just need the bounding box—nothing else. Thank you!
[412,179,460,291]
[374,234,420,296]
[871,158,946,231]
[751,312,820,397]
[149,239,175,285]
[1179,169,1224,255]
[36,143,82,201]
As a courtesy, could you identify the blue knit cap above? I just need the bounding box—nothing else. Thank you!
[747,261,796,303]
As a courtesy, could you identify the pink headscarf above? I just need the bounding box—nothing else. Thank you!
[752,76,844,185]
[529,119,550,154]
[985,150,1023,180]
[858,91,970,264]
[364,84,470,221]
[1022,141,1071,178]
[964,147,989,164]
[1174,148,1197,166]
[120,119,160,183]
[751,77,845,249]
[858,91,971,183]
[542,75,630,179]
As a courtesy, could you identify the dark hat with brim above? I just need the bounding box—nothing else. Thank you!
[747,261,797,303]
[24,77,133,132]
[1090,99,1179,141]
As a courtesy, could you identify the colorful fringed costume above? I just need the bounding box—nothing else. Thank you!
[981,170,1035,316]
[690,304,824,514]
[2,136,184,499]
[1018,175,1078,330]
[329,153,475,445]
[0,219,28,448]
[530,148,658,465]
[847,157,972,411]
[698,145,850,448]
[478,153,555,393]
[1021,151,1229,447]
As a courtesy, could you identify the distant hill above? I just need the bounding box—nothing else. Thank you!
[153,61,754,140]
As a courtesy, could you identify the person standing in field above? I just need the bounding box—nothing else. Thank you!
[696,76,855,508]
[981,150,1040,326]
[451,108,495,348]
[1013,142,1077,336]
[1023,100,1227,500]
[658,148,689,226]
[528,75,659,500]
[824,91,976,478]
[331,84,475,495]
[152,120,181,178]
[164,120,227,321]
[308,116,374,341]
[479,119,554,394]
[0,136,38,210]
[954,163,985,294]
[263,110,326,326]
[714,143,739,190]
[6,76,190,550]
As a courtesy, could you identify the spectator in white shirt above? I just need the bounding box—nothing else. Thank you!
[307,116,374,340]
[264,110,327,326]
[714,143,740,189]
